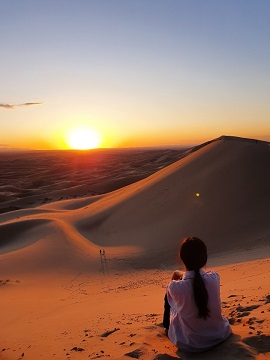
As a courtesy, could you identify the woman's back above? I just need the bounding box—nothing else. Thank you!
[167,269,231,352]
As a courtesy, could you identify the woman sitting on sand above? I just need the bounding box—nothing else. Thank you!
[163,237,231,352]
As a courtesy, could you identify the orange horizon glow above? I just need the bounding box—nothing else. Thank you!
[1,126,269,151]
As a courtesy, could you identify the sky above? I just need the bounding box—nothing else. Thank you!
[0,0,270,149]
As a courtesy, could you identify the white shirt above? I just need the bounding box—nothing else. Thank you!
[167,269,231,352]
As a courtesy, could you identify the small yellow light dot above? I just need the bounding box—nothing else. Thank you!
[196,193,200,197]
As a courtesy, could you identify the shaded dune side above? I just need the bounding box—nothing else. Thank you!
[74,139,270,263]
[0,217,102,274]
[0,219,51,254]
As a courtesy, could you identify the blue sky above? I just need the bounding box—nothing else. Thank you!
[0,0,270,149]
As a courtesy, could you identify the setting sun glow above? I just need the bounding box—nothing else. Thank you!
[66,128,101,150]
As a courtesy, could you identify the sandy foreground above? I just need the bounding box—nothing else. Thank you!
[1,136,270,359]
[1,254,269,360]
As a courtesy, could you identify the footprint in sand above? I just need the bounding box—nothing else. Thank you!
[124,348,143,358]
[100,328,120,337]
[231,304,261,320]
[236,305,260,312]
[70,347,84,352]
[247,317,265,325]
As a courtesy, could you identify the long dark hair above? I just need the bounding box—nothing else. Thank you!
[180,237,210,320]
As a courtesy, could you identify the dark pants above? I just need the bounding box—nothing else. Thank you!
[163,294,170,330]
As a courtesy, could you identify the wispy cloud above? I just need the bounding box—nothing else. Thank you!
[0,102,45,109]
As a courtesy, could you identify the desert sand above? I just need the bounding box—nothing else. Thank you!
[0,136,269,359]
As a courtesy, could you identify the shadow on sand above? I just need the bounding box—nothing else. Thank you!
[176,334,256,360]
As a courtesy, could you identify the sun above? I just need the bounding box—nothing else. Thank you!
[66,127,101,150]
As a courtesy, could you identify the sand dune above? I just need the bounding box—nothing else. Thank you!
[0,136,269,359]
[73,136,270,264]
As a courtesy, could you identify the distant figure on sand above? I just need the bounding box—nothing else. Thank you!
[163,237,231,352]
[99,248,109,276]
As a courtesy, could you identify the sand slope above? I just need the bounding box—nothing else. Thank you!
[74,137,270,262]
[0,257,269,359]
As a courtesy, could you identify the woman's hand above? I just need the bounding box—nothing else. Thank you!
[172,270,183,281]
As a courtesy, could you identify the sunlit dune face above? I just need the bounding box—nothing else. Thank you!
[66,128,101,150]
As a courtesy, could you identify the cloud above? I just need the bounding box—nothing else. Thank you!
[21,102,45,107]
[0,104,14,109]
[0,102,45,109]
